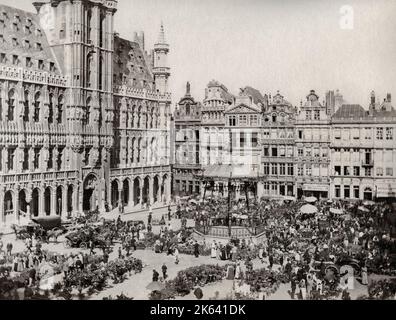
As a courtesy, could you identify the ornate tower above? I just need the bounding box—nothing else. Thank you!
[153,23,170,95]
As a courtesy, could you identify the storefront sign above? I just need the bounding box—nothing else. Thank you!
[303,184,329,192]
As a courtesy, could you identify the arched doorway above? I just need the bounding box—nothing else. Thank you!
[143,176,150,205]
[111,180,119,209]
[83,174,98,212]
[153,176,160,203]
[4,191,14,224]
[44,187,51,216]
[133,178,141,206]
[19,190,27,215]
[56,186,63,216]
[364,187,373,201]
[123,179,130,206]
[31,189,39,217]
[67,185,73,215]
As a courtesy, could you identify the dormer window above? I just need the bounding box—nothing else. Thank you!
[50,62,56,72]
[25,25,31,34]
[14,14,20,22]
[0,34,4,43]
[0,19,4,28]
[12,55,19,66]
[24,40,30,48]
[36,42,42,50]
[38,60,44,70]
[12,38,18,47]
[1,11,7,19]
[0,53,6,64]
[26,57,32,67]
[12,22,18,32]
[26,18,32,25]
[36,29,42,37]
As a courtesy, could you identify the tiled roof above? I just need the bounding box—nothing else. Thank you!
[332,104,368,119]
[0,4,61,75]
[242,86,265,105]
[113,36,154,89]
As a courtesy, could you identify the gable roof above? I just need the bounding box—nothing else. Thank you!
[332,104,368,119]
[113,35,154,89]
[225,103,261,114]
[0,4,61,75]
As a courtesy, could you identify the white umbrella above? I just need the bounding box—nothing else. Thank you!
[305,196,318,203]
[330,208,343,215]
[283,196,296,201]
[363,200,375,206]
[240,215,249,220]
[358,206,370,213]
[300,204,318,215]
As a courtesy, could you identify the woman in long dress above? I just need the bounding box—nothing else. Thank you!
[174,247,179,264]
[211,241,217,259]
[361,266,368,285]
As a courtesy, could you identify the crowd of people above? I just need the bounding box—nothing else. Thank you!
[176,195,396,300]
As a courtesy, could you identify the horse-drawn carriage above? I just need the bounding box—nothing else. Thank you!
[12,216,66,243]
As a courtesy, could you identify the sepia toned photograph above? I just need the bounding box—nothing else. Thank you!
[0,0,395,305]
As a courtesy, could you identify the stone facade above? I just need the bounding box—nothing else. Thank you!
[173,83,396,202]
[0,1,172,227]
[173,82,202,196]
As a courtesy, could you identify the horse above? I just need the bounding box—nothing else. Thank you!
[47,229,64,243]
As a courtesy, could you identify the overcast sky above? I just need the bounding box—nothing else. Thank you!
[2,0,396,108]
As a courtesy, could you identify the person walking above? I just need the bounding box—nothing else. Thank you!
[194,241,200,258]
[174,246,180,264]
[6,242,13,256]
[162,264,168,280]
[152,269,159,282]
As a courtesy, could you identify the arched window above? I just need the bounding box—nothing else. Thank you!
[85,98,91,125]
[86,53,93,88]
[99,55,104,90]
[7,90,15,121]
[99,13,105,47]
[98,98,103,127]
[34,92,40,122]
[87,9,92,42]
[57,95,64,124]
[23,91,29,122]
[48,93,54,123]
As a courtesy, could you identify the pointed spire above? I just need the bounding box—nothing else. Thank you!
[157,21,166,44]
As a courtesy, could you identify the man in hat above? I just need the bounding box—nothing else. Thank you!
[162,264,168,280]
[152,269,159,282]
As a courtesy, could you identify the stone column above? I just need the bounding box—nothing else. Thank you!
[129,179,134,207]
[39,188,44,217]
[139,178,144,206]
[14,187,19,224]
[62,185,67,219]
[51,187,57,216]
[149,176,154,205]
[78,184,83,214]
[118,187,123,207]
[166,177,171,204]
[25,191,31,219]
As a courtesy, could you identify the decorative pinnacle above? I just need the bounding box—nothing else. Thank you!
[157,21,166,44]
